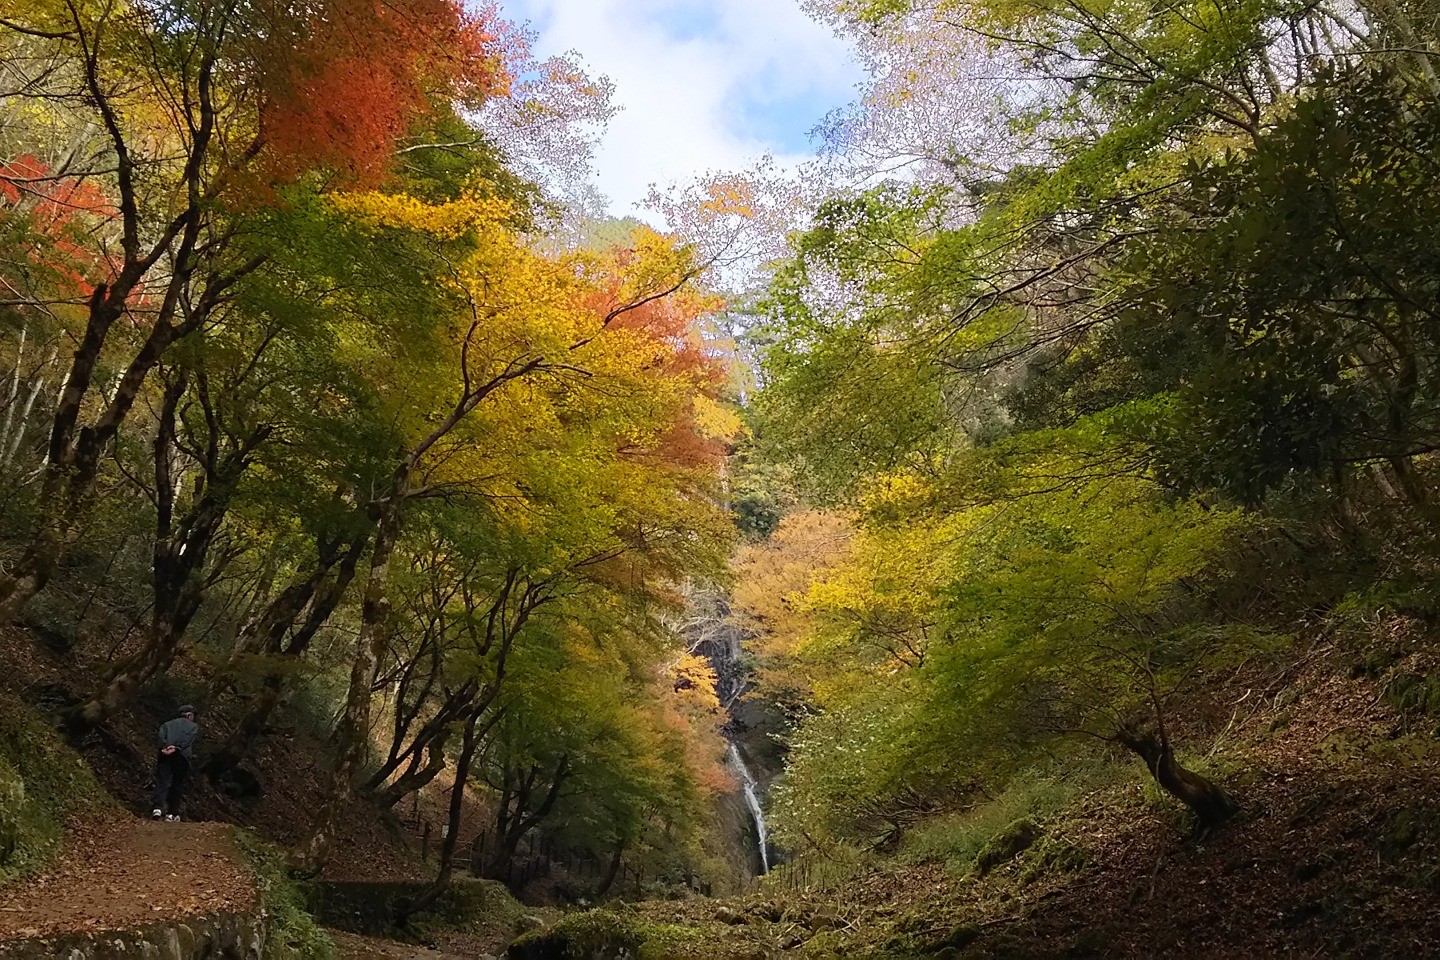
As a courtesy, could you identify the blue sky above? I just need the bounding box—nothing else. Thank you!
[500,0,863,212]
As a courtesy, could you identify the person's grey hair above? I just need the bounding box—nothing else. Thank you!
[178,704,197,717]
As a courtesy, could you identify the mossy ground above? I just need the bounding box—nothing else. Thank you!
[403,876,538,954]
[509,907,730,960]
[0,693,113,885]
[234,829,337,960]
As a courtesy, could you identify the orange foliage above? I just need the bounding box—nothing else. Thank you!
[255,0,511,185]
[651,410,729,469]
[667,652,734,795]
[609,290,725,381]
[582,236,733,470]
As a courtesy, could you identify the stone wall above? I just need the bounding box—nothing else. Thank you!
[0,911,266,960]
[310,876,524,938]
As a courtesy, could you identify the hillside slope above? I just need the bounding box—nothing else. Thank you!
[514,653,1440,958]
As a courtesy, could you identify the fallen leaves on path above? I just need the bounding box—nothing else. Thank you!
[0,814,256,940]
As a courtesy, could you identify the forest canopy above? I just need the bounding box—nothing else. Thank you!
[741,0,1440,851]
[6,0,1440,938]
[0,0,742,894]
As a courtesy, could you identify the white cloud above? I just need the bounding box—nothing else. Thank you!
[501,0,862,215]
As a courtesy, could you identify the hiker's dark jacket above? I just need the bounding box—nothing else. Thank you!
[156,717,199,761]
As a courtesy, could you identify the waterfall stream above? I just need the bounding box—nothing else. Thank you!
[728,743,770,874]
[678,589,777,879]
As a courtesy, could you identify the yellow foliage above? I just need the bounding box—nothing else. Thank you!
[733,511,856,702]
[699,179,757,219]
[329,190,513,240]
[691,395,743,441]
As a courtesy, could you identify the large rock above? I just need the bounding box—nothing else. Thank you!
[506,910,652,960]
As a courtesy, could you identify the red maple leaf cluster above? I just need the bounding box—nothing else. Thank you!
[255,0,513,185]
[0,154,120,297]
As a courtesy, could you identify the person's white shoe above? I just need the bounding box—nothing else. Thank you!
[151,808,163,819]
[164,814,180,822]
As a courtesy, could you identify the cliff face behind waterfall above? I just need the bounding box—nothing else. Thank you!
[677,588,786,880]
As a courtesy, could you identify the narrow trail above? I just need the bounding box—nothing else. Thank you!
[0,814,254,940]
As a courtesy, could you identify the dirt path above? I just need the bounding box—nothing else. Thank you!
[0,814,255,940]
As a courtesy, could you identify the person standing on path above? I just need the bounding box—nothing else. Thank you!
[152,705,199,822]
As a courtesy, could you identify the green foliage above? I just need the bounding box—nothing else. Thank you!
[233,830,335,960]
[770,679,933,847]
[754,0,1440,865]
[1101,69,1440,504]
[729,433,797,540]
[766,445,1258,846]
[1384,672,1440,723]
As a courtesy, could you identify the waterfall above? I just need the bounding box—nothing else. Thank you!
[728,743,770,874]
[674,587,777,879]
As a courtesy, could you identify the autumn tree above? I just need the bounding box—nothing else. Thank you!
[0,0,508,625]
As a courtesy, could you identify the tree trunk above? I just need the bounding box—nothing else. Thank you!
[206,534,366,779]
[0,37,234,625]
[291,358,545,874]
[596,836,627,897]
[228,576,323,664]
[1117,727,1237,831]
[64,415,256,735]
[205,675,284,779]
[5,352,53,468]
[367,576,532,805]
[0,518,66,624]
[374,726,453,810]
[292,479,406,875]
[0,295,180,625]
[364,679,469,795]
[398,711,482,921]
[484,757,569,882]
[375,704,504,810]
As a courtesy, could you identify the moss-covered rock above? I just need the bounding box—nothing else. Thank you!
[925,923,980,953]
[507,910,645,959]
[1017,835,1090,885]
[974,818,1040,876]
[506,910,742,960]
[408,876,532,948]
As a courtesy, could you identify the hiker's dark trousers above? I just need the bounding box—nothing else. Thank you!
[152,751,189,815]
